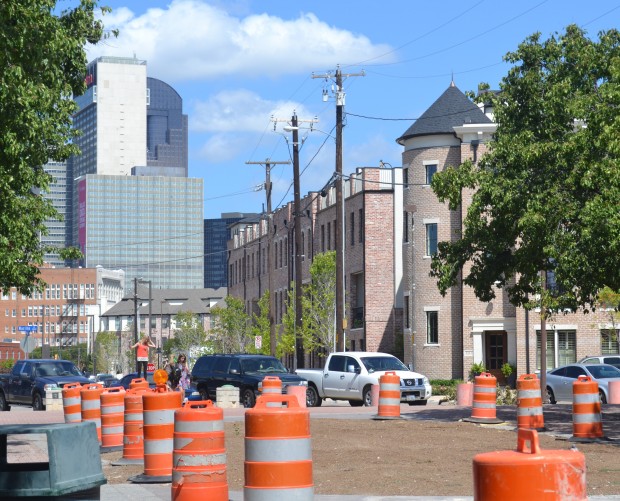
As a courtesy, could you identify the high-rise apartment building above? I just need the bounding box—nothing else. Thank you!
[68,56,202,292]
[41,160,70,267]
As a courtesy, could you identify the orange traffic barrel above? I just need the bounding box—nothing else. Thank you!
[571,375,605,441]
[129,385,183,483]
[112,387,150,466]
[261,376,282,407]
[130,377,150,390]
[80,383,104,444]
[473,428,586,500]
[100,386,126,451]
[374,371,401,420]
[61,382,82,423]
[516,374,545,430]
[171,400,228,501]
[244,393,313,500]
[464,372,503,424]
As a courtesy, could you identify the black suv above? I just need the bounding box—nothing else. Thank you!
[191,354,307,408]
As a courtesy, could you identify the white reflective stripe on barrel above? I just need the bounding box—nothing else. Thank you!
[144,438,174,454]
[244,487,314,501]
[64,413,81,422]
[125,413,142,422]
[379,397,400,406]
[475,387,497,394]
[472,402,496,409]
[245,437,312,462]
[573,413,602,423]
[82,400,100,410]
[83,417,101,426]
[517,407,543,416]
[63,396,80,405]
[143,409,176,425]
[174,420,224,433]
[101,404,124,414]
[380,383,400,391]
[172,452,227,467]
[103,425,124,434]
[517,390,541,399]
[574,393,600,404]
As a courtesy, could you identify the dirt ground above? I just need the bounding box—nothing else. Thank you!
[102,418,620,497]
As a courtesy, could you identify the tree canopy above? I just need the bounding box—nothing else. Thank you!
[0,1,112,295]
[431,25,620,312]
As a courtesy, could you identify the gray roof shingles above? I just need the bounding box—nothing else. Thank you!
[396,83,492,144]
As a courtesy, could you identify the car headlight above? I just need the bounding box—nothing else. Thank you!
[257,381,263,391]
[44,384,59,391]
[423,377,430,386]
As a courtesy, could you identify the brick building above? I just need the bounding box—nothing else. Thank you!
[0,265,124,351]
[400,82,619,381]
[228,167,403,365]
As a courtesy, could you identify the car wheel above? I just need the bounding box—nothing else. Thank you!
[306,385,322,407]
[362,386,373,407]
[599,389,607,404]
[0,391,8,411]
[242,388,256,408]
[546,387,556,405]
[32,392,45,411]
[349,399,363,407]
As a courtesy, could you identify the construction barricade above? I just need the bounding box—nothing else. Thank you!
[373,371,401,420]
[261,376,282,407]
[130,377,150,390]
[473,428,586,500]
[171,400,227,501]
[463,372,503,424]
[571,375,605,442]
[61,382,82,423]
[516,374,545,430]
[80,383,104,444]
[100,386,126,452]
[244,393,313,500]
[129,385,183,483]
[112,387,150,466]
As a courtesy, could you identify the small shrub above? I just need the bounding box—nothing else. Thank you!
[496,386,517,405]
[468,362,487,381]
[430,379,463,402]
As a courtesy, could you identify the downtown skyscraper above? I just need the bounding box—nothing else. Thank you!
[70,56,203,292]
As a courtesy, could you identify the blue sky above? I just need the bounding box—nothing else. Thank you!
[87,0,620,219]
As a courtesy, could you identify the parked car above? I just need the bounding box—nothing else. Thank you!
[545,363,620,404]
[578,355,620,370]
[0,359,90,411]
[95,374,117,387]
[191,354,307,408]
[296,352,432,407]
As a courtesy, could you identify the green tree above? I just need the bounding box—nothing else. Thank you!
[93,331,120,374]
[209,296,251,353]
[279,284,302,358]
[303,251,336,354]
[0,1,114,295]
[431,25,620,313]
[251,291,271,354]
[171,311,206,365]
[597,287,620,351]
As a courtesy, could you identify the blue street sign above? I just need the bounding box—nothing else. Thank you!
[18,325,37,332]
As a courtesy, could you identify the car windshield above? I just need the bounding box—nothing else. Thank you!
[241,358,287,373]
[361,356,409,373]
[36,361,82,377]
[587,365,620,379]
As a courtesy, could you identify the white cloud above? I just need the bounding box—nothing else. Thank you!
[89,0,395,82]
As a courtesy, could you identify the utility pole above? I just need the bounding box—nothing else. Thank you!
[246,158,291,357]
[312,65,365,352]
[133,277,139,371]
[271,113,317,368]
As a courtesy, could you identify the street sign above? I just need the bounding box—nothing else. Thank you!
[147,363,156,372]
[255,335,262,350]
[20,336,37,354]
[18,325,37,332]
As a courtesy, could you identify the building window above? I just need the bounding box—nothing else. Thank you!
[536,329,576,370]
[425,164,437,185]
[601,329,619,355]
[426,311,438,344]
[327,222,331,250]
[350,211,355,246]
[358,209,364,243]
[403,212,409,243]
[404,295,410,329]
[307,229,311,260]
[321,225,325,252]
[425,223,438,256]
[403,167,409,188]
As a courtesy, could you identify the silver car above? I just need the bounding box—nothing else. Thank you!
[545,363,620,404]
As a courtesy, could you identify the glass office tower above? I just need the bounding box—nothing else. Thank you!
[77,175,203,291]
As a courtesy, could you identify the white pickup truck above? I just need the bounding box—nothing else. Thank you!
[296,351,432,407]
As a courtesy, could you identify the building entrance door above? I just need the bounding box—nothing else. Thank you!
[485,331,507,382]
